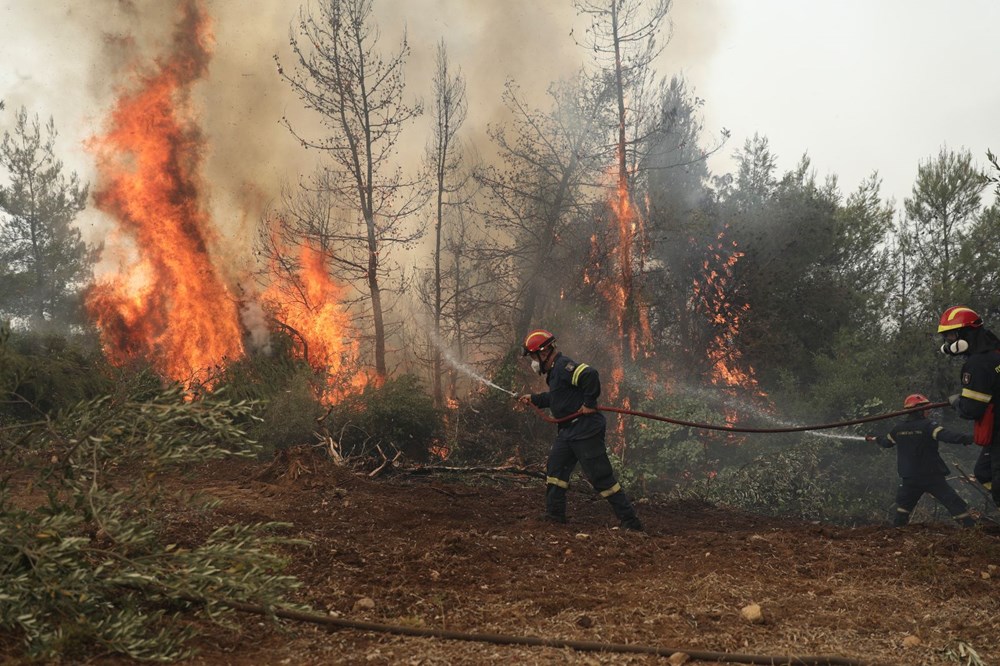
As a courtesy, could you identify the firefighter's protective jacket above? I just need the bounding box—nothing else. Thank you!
[529,352,605,440]
[955,341,1000,446]
[876,415,971,479]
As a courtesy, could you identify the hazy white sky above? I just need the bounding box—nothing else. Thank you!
[699,0,1000,207]
[1,0,997,227]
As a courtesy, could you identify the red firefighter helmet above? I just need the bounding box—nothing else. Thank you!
[938,306,983,333]
[903,393,931,410]
[522,329,556,356]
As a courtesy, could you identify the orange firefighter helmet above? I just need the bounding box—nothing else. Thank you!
[522,329,556,356]
[938,306,983,333]
[903,393,931,410]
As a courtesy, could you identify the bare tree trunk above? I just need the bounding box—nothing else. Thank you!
[433,151,445,406]
[366,212,387,376]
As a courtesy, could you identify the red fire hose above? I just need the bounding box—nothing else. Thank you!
[525,401,950,433]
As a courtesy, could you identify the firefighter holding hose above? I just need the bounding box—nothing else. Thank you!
[938,305,1000,504]
[866,393,976,527]
[517,329,643,531]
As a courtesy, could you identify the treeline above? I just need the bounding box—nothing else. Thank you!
[3,1,1000,507]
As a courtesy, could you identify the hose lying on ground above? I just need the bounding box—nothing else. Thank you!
[188,593,870,666]
[528,401,949,433]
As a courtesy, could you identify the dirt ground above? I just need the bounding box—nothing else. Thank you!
[98,451,993,666]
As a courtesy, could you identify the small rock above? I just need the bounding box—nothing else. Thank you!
[740,603,764,624]
[902,635,921,648]
[576,614,594,628]
[575,533,591,540]
[353,597,376,611]
[668,652,690,665]
[982,571,992,580]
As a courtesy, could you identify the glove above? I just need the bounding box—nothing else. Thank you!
[949,394,960,408]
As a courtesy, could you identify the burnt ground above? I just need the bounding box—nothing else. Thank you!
[14,454,1000,666]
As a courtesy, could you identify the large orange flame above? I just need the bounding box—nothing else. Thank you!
[261,240,366,404]
[86,0,244,386]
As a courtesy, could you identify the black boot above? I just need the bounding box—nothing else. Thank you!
[620,517,644,532]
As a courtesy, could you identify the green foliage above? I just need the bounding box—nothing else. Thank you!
[615,392,720,497]
[208,333,326,456]
[0,106,94,329]
[0,327,113,423]
[708,433,893,524]
[903,146,988,316]
[325,374,443,462]
[1,335,303,662]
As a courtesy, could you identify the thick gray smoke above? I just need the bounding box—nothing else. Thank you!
[2,0,723,247]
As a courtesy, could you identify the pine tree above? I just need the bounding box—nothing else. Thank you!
[0,106,93,330]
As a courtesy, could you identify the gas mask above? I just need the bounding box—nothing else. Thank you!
[940,330,970,356]
[940,339,969,356]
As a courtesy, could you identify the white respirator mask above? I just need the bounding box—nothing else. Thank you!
[531,359,542,374]
[941,339,969,356]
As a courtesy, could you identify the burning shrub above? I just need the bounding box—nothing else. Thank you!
[0,371,303,662]
[324,374,442,463]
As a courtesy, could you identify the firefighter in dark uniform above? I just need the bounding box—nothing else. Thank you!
[866,393,975,527]
[938,305,1000,504]
[518,329,643,531]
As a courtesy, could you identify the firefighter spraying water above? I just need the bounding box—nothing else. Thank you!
[865,393,976,528]
[432,318,997,533]
[517,329,643,531]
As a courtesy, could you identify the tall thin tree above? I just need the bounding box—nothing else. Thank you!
[572,0,672,412]
[277,0,423,377]
[426,40,467,407]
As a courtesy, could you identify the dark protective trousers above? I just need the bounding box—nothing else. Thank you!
[972,444,1000,505]
[545,431,639,526]
[893,476,974,527]
[974,446,992,487]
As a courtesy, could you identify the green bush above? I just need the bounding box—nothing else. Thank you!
[612,392,723,498]
[707,434,891,524]
[208,331,326,456]
[0,326,114,422]
[325,374,442,463]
